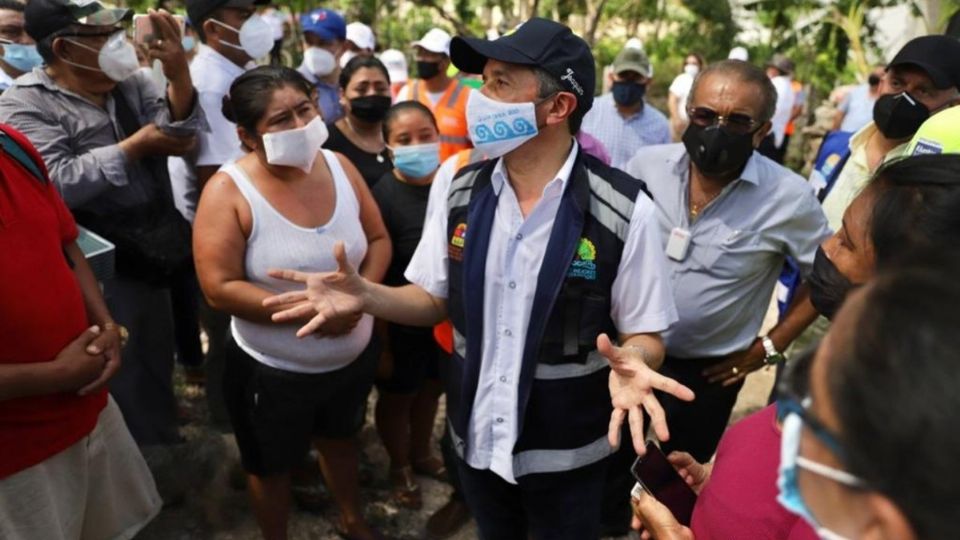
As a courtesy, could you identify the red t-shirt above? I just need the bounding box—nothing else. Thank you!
[690,405,818,540]
[0,125,106,479]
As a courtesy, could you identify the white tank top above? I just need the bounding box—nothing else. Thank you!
[224,150,373,374]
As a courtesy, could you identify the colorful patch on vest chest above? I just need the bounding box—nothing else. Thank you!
[449,222,467,261]
[567,237,597,280]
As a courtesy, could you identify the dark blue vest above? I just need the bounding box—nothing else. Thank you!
[444,149,649,479]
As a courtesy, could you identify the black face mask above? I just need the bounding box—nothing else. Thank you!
[349,95,392,123]
[681,123,755,179]
[873,92,929,140]
[807,246,857,320]
[417,60,441,80]
[611,80,646,107]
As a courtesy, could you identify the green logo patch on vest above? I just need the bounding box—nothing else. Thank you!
[568,237,597,280]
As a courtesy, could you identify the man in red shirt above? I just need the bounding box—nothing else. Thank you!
[0,123,161,539]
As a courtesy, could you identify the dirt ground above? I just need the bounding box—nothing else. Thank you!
[134,364,774,540]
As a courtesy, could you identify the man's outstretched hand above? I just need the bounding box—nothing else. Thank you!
[598,333,695,455]
[263,242,367,338]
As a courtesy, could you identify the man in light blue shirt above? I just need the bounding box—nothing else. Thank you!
[833,65,884,133]
[581,46,670,170]
[626,60,831,462]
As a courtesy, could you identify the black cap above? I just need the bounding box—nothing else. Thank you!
[185,0,267,29]
[888,35,960,90]
[450,18,596,114]
[26,0,132,42]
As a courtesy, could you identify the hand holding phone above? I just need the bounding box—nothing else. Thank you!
[631,441,698,526]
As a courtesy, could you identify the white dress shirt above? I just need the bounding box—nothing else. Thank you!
[770,75,795,148]
[406,140,677,483]
[168,45,253,222]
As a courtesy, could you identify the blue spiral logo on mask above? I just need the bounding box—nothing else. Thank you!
[472,118,537,143]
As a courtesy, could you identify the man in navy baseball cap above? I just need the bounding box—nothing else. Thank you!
[427,16,681,540]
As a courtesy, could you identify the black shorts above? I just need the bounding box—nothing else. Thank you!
[223,336,378,476]
[375,323,440,394]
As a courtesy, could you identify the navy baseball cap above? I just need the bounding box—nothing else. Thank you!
[450,17,596,114]
[300,8,346,42]
[888,35,960,90]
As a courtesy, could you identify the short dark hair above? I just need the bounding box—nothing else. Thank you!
[339,55,390,90]
[382,100,437,141]
[686,52,705,68]
[830,250,960,540]
[194,7,227,44]
[36,23,79,65]
[222,65,314,134]
[0,0,25,13]
[690,59,777,123]
[532,66,584,135]
[867,154,960,270]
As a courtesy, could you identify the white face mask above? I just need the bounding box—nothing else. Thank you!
[304,47,336,77]
[339,50,357,68]
[211,15,274,60]
[262,116,329,172]
[64,31,139,82]
[684,64,700,77]
[465,90,540,159]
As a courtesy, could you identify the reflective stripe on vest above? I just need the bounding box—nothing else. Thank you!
[447,419,615,477]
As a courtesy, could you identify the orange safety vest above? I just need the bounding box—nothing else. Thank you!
[407,79,472,162]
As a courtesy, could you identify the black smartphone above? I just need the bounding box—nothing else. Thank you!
[631,441,698,526]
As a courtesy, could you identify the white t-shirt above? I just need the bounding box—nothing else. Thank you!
[770,75,795,148]
[169,45,252,222]
[668,72,695,122]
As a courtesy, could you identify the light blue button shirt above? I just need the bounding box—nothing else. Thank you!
[581,93,671,170]
[626,143,831,358]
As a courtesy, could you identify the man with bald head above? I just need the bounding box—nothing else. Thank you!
[626,60,831,461]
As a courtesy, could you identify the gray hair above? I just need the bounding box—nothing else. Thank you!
[532,66,584,134]
[689,60,778,124]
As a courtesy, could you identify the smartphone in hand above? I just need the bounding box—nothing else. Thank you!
[631,441,698,526]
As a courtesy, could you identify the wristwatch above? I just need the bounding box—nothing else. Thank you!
[761,336,786,365]
[103,322,130,348]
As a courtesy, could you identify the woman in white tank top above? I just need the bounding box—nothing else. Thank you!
[193,66,391,540]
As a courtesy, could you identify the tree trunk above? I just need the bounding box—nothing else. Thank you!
[585,0,610,46]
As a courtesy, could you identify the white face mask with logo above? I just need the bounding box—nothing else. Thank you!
[211,14,274,60]
[304,47,336,77]
[465,90,542,159]
[262,116,329,173]
[63,31,139,82]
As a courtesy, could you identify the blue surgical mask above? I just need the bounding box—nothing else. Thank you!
[778,408,863,540]
[392,142,440,179]
[181,36,196,52]
[0,41,42,73]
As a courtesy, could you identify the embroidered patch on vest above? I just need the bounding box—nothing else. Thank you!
[449,222,467,261]
[567,237,597,280]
